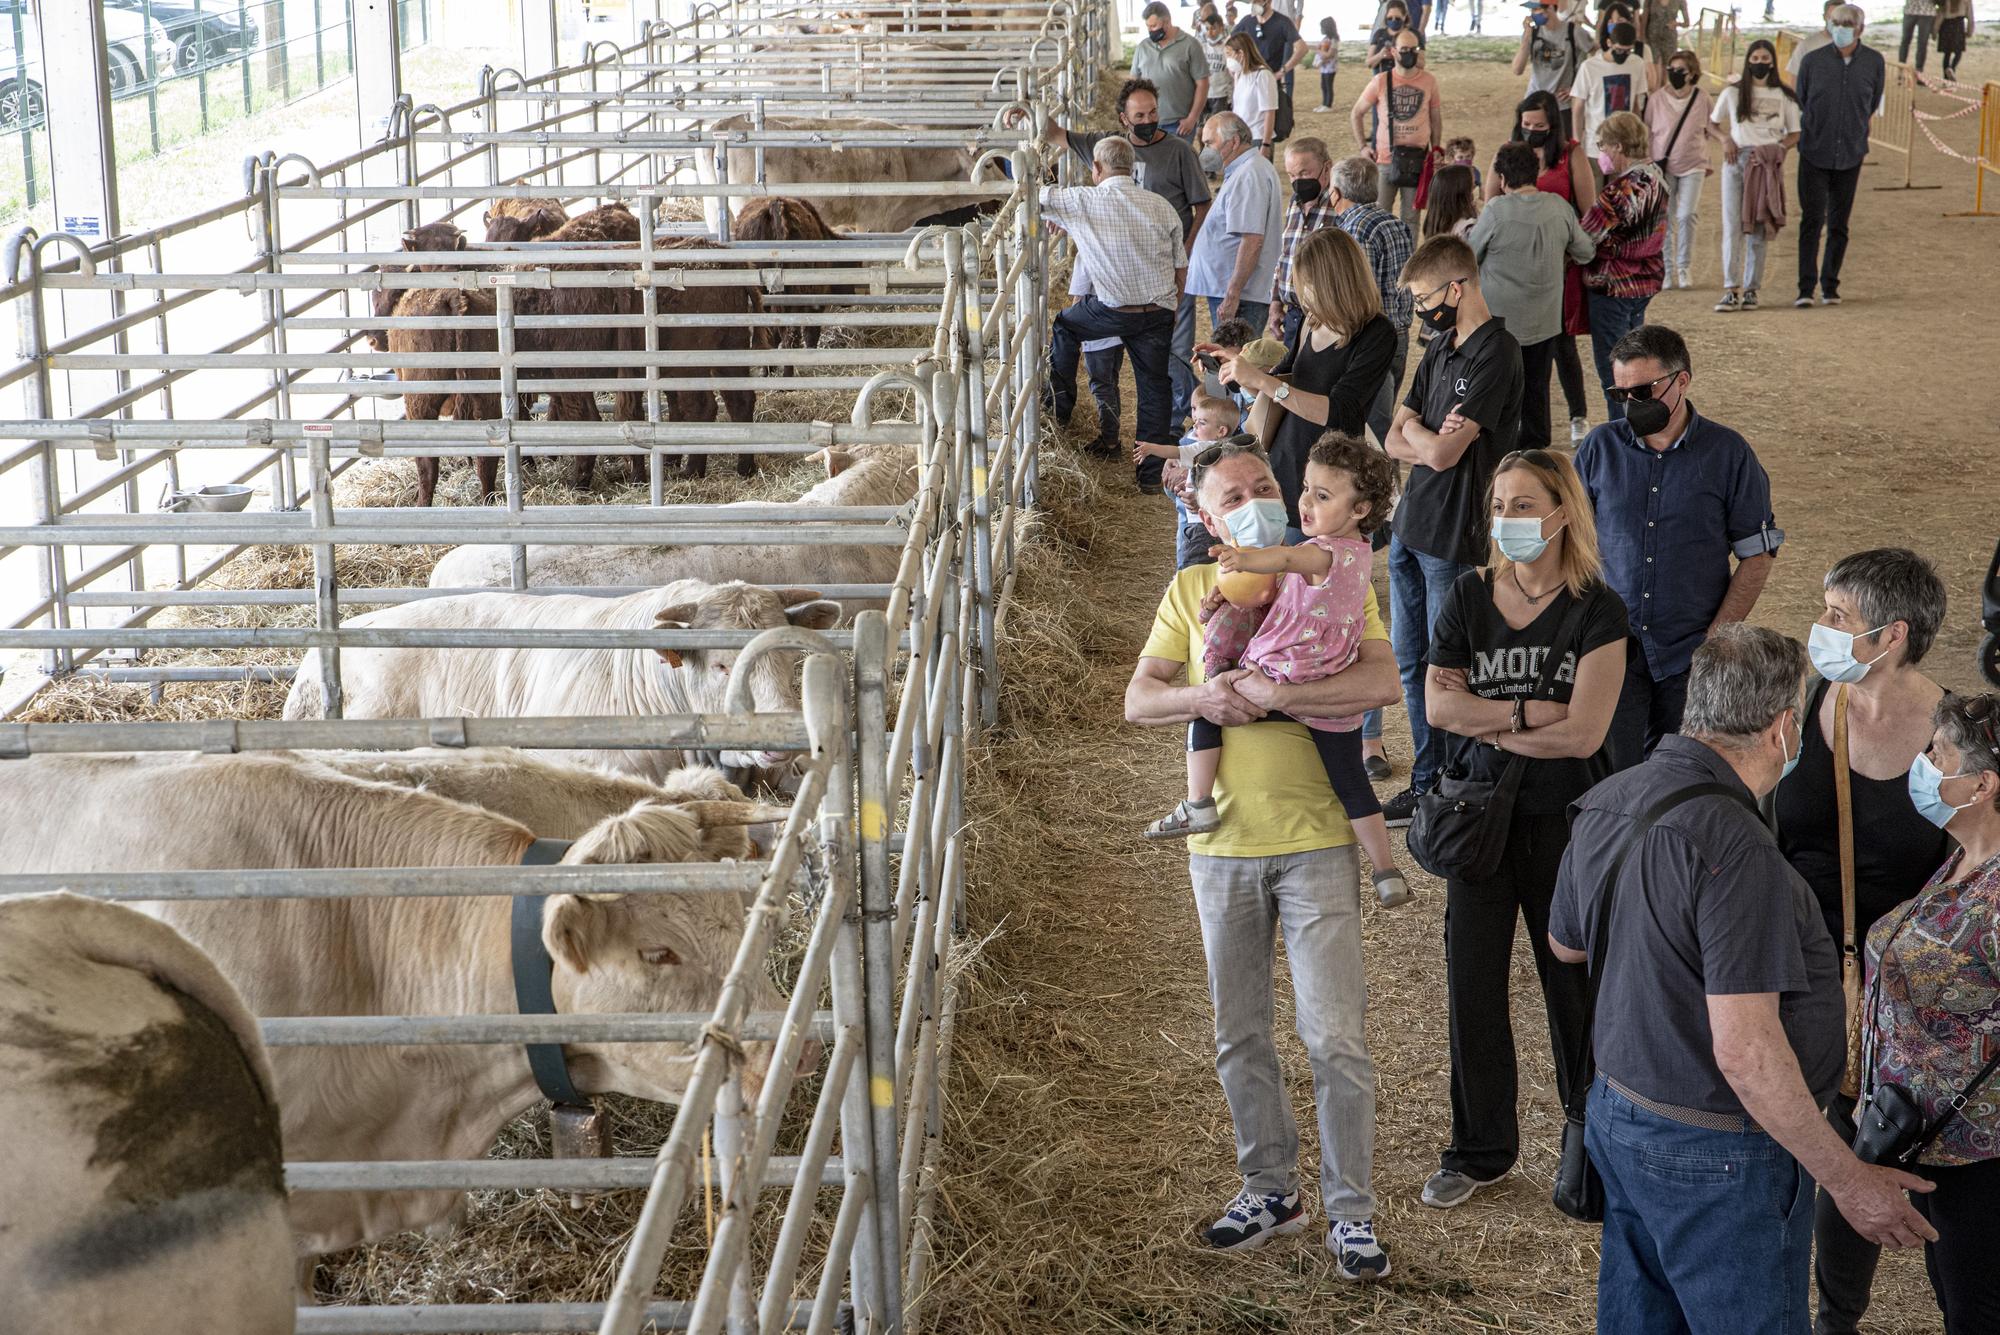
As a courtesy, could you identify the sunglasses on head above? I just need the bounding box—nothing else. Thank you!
[1500,448,1562,467]
[1604,370,1681,405]
[1957,694,2000,756]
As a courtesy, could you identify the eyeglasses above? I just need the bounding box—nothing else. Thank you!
[1413,277,1464,309]
[1604,370,1682,405]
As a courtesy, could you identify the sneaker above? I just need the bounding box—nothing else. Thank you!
[1568,416,1589,443]
[1314,104,1333,112]
[1364,753,1392,782]
[1421,1167,1504,1209]
[1145,797,1218,840]
[1740,289,1759,311]
[1676,272,1694,290]
[1712,292,1741,313]
[1372,868,1411,908]
[1327,1218,1393,1280]
[1382,786,1421,829]
[1820,292,1843,306]
[1205,1188,1308,1251]
[1794,293,1815,308]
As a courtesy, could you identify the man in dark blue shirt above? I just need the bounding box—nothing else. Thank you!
[1574,325,1782,771]
[1794,4,1885,306]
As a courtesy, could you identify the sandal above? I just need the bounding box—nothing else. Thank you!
[1144,798,1220,840]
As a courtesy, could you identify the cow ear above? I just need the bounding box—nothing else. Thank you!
[543,895,605,974]
[680,799,793,828]
[813,446,854,478]
[452,230,467,250]
[401,229,419,247]
[786,599,842,632]
[653,604,699,667]
[481,209,494,226]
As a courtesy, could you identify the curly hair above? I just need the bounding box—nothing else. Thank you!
[1307,431,1397,535]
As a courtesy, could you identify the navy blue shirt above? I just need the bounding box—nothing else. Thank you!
[1796,42,1885,171]
[1574,405,1782,681]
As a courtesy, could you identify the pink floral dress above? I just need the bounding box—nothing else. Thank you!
[1199,535,1372,731]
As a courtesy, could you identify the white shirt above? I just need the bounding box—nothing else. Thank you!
[1787,28,1832,77]
[1232,67,1279,140]
[1039,175,1187,311]
[1710,83,1801,148]
[1570,51,1649,156]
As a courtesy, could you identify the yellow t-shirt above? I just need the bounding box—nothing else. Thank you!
[1140,562,1390,858]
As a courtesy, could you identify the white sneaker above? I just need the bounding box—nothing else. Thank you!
[1676,272,1694,290]
[1328,1218,1393,1280]
[1569,416,1589,443]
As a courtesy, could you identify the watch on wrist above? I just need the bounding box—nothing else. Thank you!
[1272,383,1292,403]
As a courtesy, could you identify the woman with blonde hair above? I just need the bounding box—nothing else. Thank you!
[1198,226,1395,534]
[1224,33,1279,149]
[1414,447,1630,1210]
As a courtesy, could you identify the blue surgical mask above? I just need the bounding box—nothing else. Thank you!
[1492,508,1564,564]
[1780,713,1802,781]
[1221,496,1290,549]
[1908,752,1979,829]
[1807,620,1892,684]
[1830,23,1856,47]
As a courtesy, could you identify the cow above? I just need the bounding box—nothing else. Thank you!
[0,751,801,1258]
[733,195,852,349]
[482,195,569,242]
[699,115,981,234]
[425,443,922,621]
[283,580,842,782]
[0,893,296,1335]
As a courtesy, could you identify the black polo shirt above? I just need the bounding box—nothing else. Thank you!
[1550,736,1846,1117]
[1394,316,1522,566]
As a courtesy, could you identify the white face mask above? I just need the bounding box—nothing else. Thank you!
[1226,57,1244,75]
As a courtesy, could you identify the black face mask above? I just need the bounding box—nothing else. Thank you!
[1149,27,1168,43]
[1667,67,1690,88]
[1524,127,1552,147]
[1293,177,1324,204]
[1623,379,1680,435]
[1398,49,1419,68]
[1386,17,1405,29]
[1417,290,1459,334]
[1610,48,1631,63]
[1129,121,1163,142]
[1750,62,1776,81]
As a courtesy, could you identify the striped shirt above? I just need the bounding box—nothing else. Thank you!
[1270,194,1337,310]
[1580,163,1668,299]
[1039,175,1186,312]
[1332,200,1415,333]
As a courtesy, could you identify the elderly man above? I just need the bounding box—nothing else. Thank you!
[1125,440,1401,1278]
[1550,624,1936,1334]
[1266,136,1339,350]
[1794,4,1883,308]
[1172,112,1284,433]
[1577,325,1782,771]
[1134,1,1211,140]
[1041,136,1187,470]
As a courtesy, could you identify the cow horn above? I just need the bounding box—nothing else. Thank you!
[679,800,793,828]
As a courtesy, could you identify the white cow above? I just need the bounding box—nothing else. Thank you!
[0,892,295,1335]
[697,115,979,234]
[426,445,922,621]
[0,751,799,1257]
[285,579,840,782]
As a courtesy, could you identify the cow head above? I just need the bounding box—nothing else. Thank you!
[484,209,567,245]
[650,582,843,771]
[400,222,466,268]
[542,800,816,1104]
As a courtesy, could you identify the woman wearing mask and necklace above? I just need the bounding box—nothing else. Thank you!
[1415,449,1629,1209]
[1774,549,1952,1335]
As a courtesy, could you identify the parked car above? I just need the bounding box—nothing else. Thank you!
[0,2,177,128]
[105,0,259,73]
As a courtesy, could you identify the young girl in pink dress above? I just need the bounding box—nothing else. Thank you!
[1145,432,1411,907]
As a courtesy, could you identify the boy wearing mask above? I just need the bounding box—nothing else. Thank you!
[1570,21,1657,167]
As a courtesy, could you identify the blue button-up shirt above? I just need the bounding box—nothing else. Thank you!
[1186,148,1284,302]
[1574,405,1784,680]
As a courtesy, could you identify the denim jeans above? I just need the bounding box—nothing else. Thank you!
[1387,532,1472,793]
[1049,297,1176,447]
[1797,160,1861,300]
[1663,168,1702,283]
[1172,292,1271,430]
[1900,12,1934,69]
[1190,844,1376,1221]
[1719,157,1771,293]
[1587,291,1652,421]
[1587,1078,1816,1334]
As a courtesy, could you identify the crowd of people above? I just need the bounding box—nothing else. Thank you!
[1037,5,1995,1331]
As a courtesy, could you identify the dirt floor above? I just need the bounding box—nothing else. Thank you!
[923,40,2000,1335]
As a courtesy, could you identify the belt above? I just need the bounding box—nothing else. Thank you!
[1607,1076,1764,1135]
[1111,302,1155,313]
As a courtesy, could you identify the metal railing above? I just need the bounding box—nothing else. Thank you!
[0,0,1111,1331]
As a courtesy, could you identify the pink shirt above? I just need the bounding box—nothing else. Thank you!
[1645,87,1713,178]
[1239,534,1373,730]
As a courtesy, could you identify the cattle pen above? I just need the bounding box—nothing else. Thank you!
[0,3,1112,1333]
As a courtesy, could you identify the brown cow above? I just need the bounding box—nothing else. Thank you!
[733,195,852,349]
[482,196,568,242]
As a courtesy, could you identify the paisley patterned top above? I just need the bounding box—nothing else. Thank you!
[1864,848,2000,1167]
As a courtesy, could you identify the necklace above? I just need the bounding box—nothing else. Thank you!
[1511,565,1558,605]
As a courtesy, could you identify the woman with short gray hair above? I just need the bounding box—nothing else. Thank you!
[1774,546,1952,1335]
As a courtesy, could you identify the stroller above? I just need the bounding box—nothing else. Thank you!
[1984,539,2000,688]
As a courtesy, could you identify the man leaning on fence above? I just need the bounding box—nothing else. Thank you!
[1549,624,1936,1335]
[1040,136,1187,473]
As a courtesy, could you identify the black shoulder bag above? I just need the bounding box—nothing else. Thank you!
[1407,584,1590,884]
[1653,92,1700,174]
[1554,780,1763,1222]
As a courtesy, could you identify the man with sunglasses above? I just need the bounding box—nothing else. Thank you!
[1575,324,1782,771]
[1381,236,1524,824]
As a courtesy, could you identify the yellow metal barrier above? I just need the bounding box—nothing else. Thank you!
[1869,59,1939,190]
[1773,29,1798,86]
[1694,8,1736,89]
[1946,81,2000,217]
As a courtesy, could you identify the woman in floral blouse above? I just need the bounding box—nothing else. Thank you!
[1577,109,1666,422]
[1864,690,2000,1333]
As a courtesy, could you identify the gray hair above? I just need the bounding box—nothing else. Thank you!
[1093,135,1136,176]
[1828,3,1864,25]
[1823,548,1947,667]
[1142,0,1172,19]
[1332,154,1378,205]
[1681,624,1808,747]
[1191,440,1271,506]
[1207,111,1253,147]
[1935,693,2000,812]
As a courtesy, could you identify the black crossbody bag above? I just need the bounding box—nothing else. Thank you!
[1553,780,1763,1222]
[1407,582,1589,883]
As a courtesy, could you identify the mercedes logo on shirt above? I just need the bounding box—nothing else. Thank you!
[1454,376,1469,396]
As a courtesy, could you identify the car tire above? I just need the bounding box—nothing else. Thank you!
[0,78,45,129]
[1983,633,2000,690]
[175,32,205,72]
[106,46,142,94]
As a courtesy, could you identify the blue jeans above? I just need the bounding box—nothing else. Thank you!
[1587,1078,1816,1334]
[1388,532,1472,792]
[1172,292,1271,431]
[1587,291,1652,421]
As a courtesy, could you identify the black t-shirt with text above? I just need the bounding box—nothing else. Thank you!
[1429,571,1630,814]
[1395,316,1523,566]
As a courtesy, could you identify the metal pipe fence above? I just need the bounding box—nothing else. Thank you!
[0,1,1109,1332]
